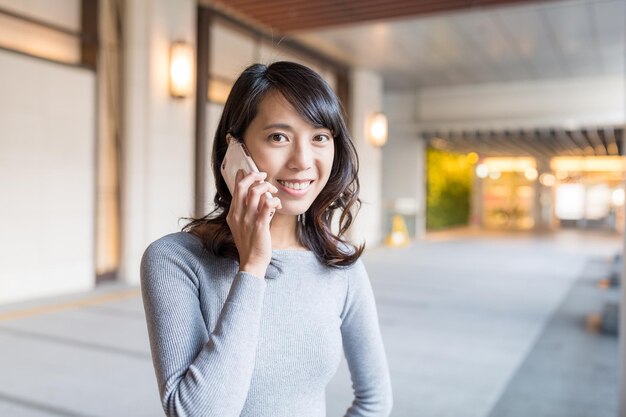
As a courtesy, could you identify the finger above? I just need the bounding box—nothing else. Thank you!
[232,171,267,216]
[235,171,267,197]
[258,196,282,225]
[245,181,277,218]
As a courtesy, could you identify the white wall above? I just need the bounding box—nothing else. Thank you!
[350,68,384,246]
[0,0,81,64]
[0,50,95,304]
[120,0,196,285]
[0,0,80,30]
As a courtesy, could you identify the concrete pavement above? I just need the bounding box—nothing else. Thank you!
[0,229,620,416]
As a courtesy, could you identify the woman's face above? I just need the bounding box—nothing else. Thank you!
[242,91,335,216]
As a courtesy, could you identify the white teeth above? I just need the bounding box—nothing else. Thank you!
[278,180,312,191]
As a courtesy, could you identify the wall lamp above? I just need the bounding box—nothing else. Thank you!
[169,41,194,98]
[366,112,388,148]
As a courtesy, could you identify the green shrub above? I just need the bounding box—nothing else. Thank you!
[427,148,473,229]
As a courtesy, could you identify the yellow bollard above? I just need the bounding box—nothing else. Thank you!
[385,214,410,248]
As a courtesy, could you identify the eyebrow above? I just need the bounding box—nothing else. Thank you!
[262,123,294,131]
[262,123,331,133]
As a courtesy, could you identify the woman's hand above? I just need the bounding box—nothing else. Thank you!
[227,169,282,279]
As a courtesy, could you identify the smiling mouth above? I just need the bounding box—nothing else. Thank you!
[276,180,314,192]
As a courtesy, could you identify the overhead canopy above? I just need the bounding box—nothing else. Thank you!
[423,127,624,158]
[204,0,535,32]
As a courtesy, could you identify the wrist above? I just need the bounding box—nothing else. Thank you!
[239,264,267,279]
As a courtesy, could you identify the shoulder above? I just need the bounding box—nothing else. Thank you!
[343,257,367,282]
[141,232,207,273]
[339,255,374,320]
[334,240,366,273]
[143,231,203,255]
[333,248,368,296]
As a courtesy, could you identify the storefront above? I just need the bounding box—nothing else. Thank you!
[475,156,625,232]
[476,157,537,230]
[552,157,625,232]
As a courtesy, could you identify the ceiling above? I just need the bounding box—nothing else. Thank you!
[292,0,625,90]
[205,0,625,90]
[202,0,625,157]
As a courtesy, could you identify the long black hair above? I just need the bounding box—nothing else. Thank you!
[181,61,364,267]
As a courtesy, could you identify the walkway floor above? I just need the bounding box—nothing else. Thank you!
[0,229,620,416]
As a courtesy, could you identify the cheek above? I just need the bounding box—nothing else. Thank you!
[322,151,334,180]
[255,153,283,175]
[315,154,334,191]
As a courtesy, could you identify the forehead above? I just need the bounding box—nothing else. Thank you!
[249,90,331,132]
[255,91,299,120]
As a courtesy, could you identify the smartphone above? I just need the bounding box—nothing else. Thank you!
[221,134,275,207]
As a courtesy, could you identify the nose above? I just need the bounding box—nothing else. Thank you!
[288,140,313,171]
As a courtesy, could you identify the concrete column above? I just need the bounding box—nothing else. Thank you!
[415,137,427,240]
[349,68,384,247]
[382,93,427,241]
[381,131,428,241]
[618,118,626,417]
[470,169,483,228]
[533,157,552,232]
[120,0,196,284]
[120,0,150,286]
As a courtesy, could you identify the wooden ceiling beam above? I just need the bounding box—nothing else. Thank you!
[585,128,607,156]
[602,127,620,156]
[551,129,573,155]
[463,130,481,152]
[424,127,626,158]
[518,129,552,159]
[475,131,505,156]
[567,130,594,156]
[461,130,489,155]
[500,130,537,157]
[555,129,583,156]
[227,0,528,14]
[243,0,478,18]
[444,130,464,151]
[212,0,534,32]
[533,129,561,156]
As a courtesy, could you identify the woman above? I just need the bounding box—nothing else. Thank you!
[141,61,393,417]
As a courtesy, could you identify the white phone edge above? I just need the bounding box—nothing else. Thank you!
[221,135,273,201]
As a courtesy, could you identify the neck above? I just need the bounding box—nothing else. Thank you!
[269,212,303,249]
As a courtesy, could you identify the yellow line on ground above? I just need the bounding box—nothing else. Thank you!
[0,288,141,323]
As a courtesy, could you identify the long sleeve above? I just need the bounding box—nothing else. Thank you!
[340,259,393,417]
[140,239,266,417]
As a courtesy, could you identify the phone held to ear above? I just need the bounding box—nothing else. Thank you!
[221,134,260,195]
[221,134,274,201]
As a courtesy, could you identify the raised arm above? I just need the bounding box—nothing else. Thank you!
[141,170,281,416]
[140,239,266,417]
[340,259,393,417]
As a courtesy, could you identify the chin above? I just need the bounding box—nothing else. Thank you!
[276,202,312,217]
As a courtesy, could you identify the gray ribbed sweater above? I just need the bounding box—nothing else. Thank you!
[140,231,393,417]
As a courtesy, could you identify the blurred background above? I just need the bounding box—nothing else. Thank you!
[0,0,624,416]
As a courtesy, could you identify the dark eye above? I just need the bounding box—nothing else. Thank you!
[269,133,288,143]
[314,134,332,143]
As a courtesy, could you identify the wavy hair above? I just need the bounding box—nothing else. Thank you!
[181,61,364,267]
